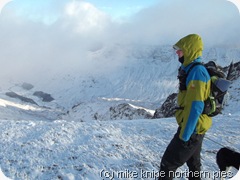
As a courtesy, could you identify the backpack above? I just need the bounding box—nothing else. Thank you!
[178,61,232,117]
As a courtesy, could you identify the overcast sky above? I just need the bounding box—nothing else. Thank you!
[0,0,240,84]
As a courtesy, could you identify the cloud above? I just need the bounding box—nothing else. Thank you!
[0,0,239,85]
[63,1,111,34]
[0,1,117,84]
[121,0,240,46]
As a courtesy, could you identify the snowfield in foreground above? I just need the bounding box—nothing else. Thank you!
[0,114,239,180]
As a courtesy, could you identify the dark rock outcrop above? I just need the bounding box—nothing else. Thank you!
[33,91,54,102]
[152,93,177,119]
[110,103,152,120]
[225,61,240,81]
[5,92,38,105]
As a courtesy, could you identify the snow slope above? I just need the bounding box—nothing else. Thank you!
[0,116,239,180]
[0,45,239,180]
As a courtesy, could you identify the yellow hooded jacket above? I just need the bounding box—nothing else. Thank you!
[174,34,212,142]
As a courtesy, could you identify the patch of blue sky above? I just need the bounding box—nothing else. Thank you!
[3,0,160,24]
[86,0,160,18]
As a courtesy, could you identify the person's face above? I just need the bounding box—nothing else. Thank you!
[176,50,184,58]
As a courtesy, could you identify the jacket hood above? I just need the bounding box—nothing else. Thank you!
[173,34,203,67]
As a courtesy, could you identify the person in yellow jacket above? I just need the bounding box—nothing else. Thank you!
[159,34,212,180]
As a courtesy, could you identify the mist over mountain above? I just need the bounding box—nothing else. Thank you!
[0,0,240,85]
[0,44,239,122]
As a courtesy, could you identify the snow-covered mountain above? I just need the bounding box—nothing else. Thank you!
[1,45,240,122]
[0,44,240,180]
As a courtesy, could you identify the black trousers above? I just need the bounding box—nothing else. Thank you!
[159,127,204,180]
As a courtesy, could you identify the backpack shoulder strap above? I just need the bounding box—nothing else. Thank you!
[186,62,203,77]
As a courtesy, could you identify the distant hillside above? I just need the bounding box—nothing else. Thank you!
[0,45,240,121]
